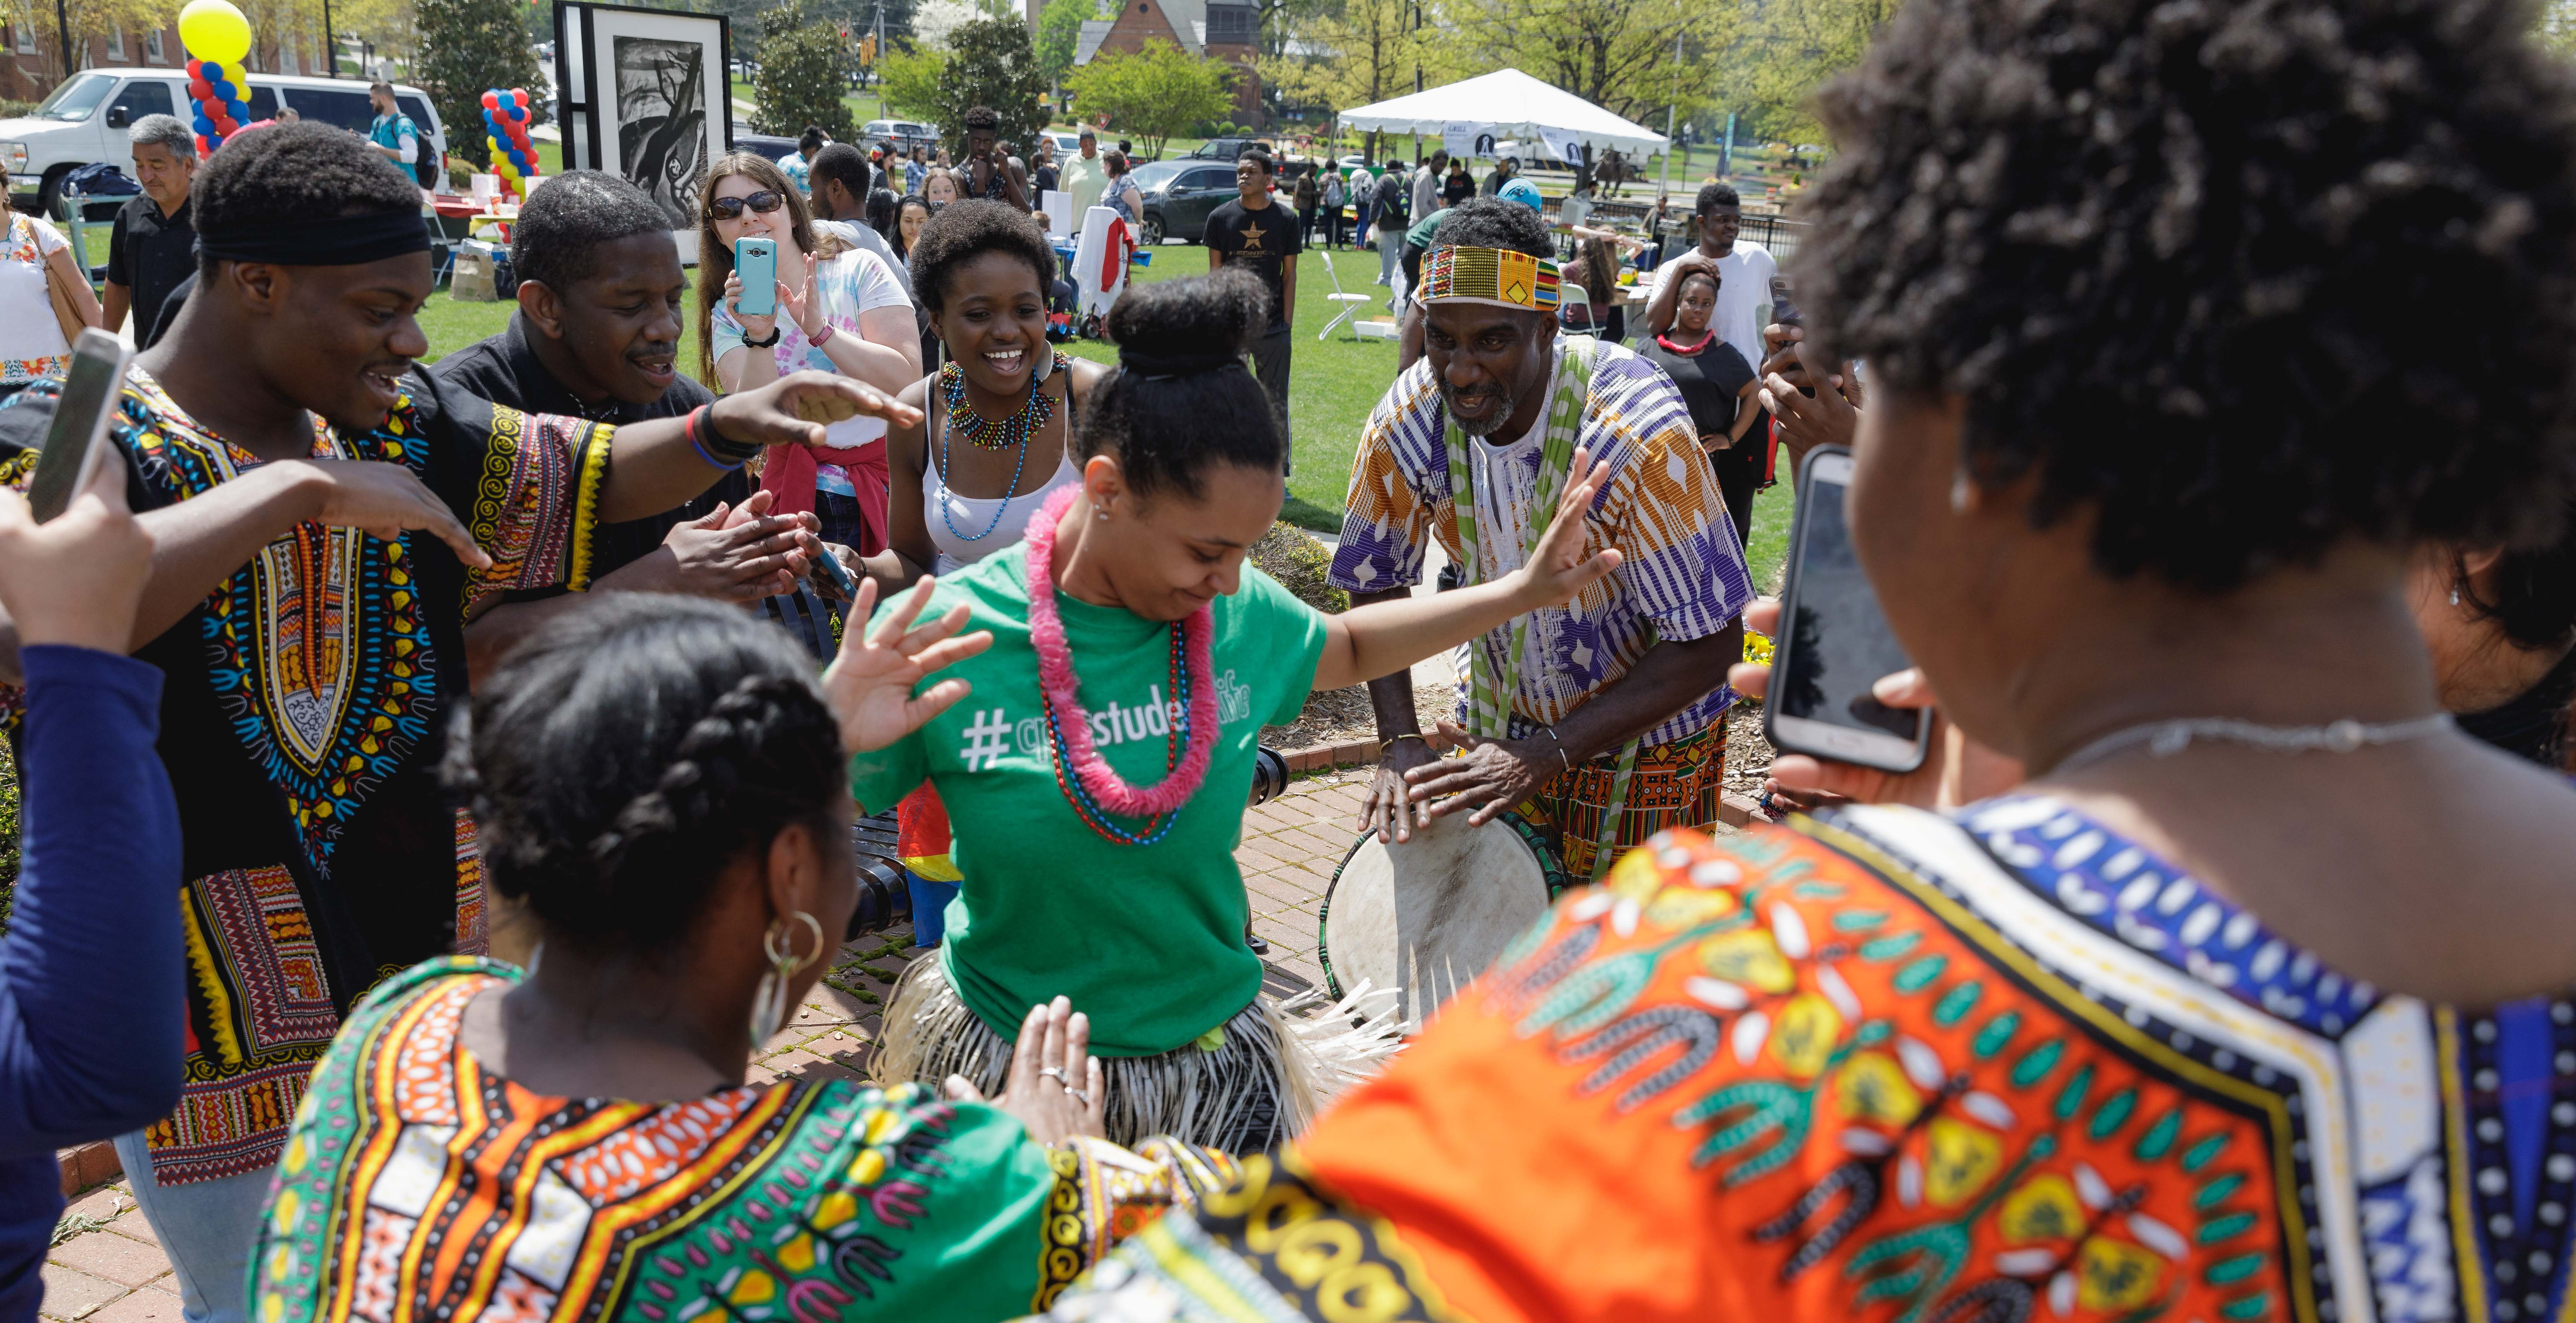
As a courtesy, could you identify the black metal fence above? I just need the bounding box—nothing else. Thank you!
[1551,197,1810,261]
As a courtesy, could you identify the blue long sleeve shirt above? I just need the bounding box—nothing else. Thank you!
[0,647,182,1323]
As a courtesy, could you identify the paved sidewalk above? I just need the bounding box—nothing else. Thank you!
[40,772,1383,1311]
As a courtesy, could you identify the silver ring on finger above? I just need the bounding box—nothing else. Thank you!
[1037,1066,1067,1085]
[1064,1086,1092,1105]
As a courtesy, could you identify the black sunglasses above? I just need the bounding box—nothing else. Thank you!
[707,190,787,220]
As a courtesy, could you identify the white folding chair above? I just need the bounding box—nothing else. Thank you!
[1557,282,1597,335]
[1316,248,1375,341]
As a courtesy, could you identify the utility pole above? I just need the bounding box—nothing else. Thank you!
[1720,109,1733,175]
[53,0,71,85]
[321,3,336,76]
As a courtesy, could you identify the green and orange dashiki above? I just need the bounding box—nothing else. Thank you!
[1049,801,2576,1323]
[252,959,1237,1323]
[0,367,610,1185]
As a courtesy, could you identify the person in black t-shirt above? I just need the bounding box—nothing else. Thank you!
[1204,145,1301,461]
[1634,265,1762,550]
[433,172,834,677]
[104,114,198,349]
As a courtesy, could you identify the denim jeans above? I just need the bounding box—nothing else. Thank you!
[113,1130,269,1323]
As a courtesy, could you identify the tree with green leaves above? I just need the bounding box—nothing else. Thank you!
[879,46,949,121]
[1432,0,1734,125]
[1717,0,1899,141]
[1065,40,1232,160]
[753,0,858,140]
[1260,0,1450,152]
[1035,0,1101,90]
[414,0,546,169]
[928,16,1048,154]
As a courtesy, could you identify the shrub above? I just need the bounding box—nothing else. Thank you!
[926,16,1046,157]
[415,0,547,170]
[1250,522,1347,614]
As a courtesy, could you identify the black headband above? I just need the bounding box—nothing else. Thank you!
[1118,348,1244,381]
[196,209,431,266]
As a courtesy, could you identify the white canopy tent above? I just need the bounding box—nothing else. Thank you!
[1336,68,1671,161]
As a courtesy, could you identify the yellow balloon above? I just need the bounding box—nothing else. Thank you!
[178,0,252,64]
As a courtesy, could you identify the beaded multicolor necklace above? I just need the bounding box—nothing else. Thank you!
[938,354,1061,452]
[1023,486,1221,846]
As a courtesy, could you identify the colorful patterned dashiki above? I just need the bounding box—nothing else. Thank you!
[1046,799,2576,1323]
[251,959,1237,1323]
[1328,336,1753,748]
[0,366,609,1185]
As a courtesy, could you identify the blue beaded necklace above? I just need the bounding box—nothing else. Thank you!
[936,353,1062,544]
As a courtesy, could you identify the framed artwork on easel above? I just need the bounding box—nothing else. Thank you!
[554,1,732,255]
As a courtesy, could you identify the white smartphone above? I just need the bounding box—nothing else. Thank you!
[1763,446,1932,774]
[734,236,778,318]
[24,329,132,523]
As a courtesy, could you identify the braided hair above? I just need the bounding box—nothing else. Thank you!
[444,596,844,953]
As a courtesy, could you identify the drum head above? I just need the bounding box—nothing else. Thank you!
[1322,811,1554,1030]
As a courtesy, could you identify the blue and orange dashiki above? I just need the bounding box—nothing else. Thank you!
[1046,800,2576,1323]
[250,959,1235,1323]
[0,366,611,1185]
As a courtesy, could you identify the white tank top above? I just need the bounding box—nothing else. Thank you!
[926,448,1083,573]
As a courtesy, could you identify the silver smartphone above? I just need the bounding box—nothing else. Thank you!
[23,329,132,523]
[1763,446,1931,773]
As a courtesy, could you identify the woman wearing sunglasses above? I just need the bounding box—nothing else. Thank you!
[697,151,920,558]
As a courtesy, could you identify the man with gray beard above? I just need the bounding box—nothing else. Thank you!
[1325,198,1753,883]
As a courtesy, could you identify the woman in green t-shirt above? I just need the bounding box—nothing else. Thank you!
[854,268,1621,1149]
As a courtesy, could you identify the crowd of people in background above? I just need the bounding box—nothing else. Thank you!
[7,0,2576,1317]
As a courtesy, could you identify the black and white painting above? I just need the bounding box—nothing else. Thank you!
[613,35,708,225]
[557,3,731,248]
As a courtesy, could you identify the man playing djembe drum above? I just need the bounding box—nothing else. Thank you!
[1335,198,1753,880]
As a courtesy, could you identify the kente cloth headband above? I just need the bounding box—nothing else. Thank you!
[1420,245,1561,312]
[196,209,432,266]
[1118,348,1244,381]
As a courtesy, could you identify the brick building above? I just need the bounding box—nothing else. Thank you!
[1054,0,1262,130]
[0,23,329,105]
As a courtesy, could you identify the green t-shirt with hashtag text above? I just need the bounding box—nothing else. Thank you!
[849,542,1330,1057]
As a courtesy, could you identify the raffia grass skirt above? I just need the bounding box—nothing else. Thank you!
[871,954,1399,1152]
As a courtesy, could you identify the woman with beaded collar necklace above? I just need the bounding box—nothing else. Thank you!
[854,265,1625,1151]
[856,201,1108,945]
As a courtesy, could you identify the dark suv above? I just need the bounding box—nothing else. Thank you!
[1179,137,1268,163]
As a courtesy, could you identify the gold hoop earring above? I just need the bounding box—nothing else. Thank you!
[748,911,825,1047]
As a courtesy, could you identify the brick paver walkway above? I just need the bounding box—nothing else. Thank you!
[40,773,1380,1315]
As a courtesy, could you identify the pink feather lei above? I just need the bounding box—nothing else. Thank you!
[1023,485,1220,817]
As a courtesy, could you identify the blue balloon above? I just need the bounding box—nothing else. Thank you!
[193,112,215,134]
[209,79,232,100]
[230,100,248,118]
[198,59,221,79]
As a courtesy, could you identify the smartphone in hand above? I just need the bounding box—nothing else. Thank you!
[735,237,779,319]
[1763,446,1930,773]
[24,329,132,523]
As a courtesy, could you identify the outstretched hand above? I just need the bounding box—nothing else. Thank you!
[820,575,994,755]
[1510,445,1623,609]
[709,370,927,453]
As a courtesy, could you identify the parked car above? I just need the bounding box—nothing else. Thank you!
[1038,130,1081,158]
[1,68,447,214]
[1134,159,1245,246]
[1178,136,1269,163]
[734,131,800,165]
[863,118,940,158]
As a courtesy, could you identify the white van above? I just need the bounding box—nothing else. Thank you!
[0,69,449,214]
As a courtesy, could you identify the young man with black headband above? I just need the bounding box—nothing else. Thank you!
[0,123,916,1321]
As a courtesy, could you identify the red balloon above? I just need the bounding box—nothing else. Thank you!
[481,90,499,108]
[510,87,526,102]
[189,79,212,100]
[213,115,236,133]
[186,57,202,77]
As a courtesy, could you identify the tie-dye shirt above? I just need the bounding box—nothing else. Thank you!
[1327,336,1754,747]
